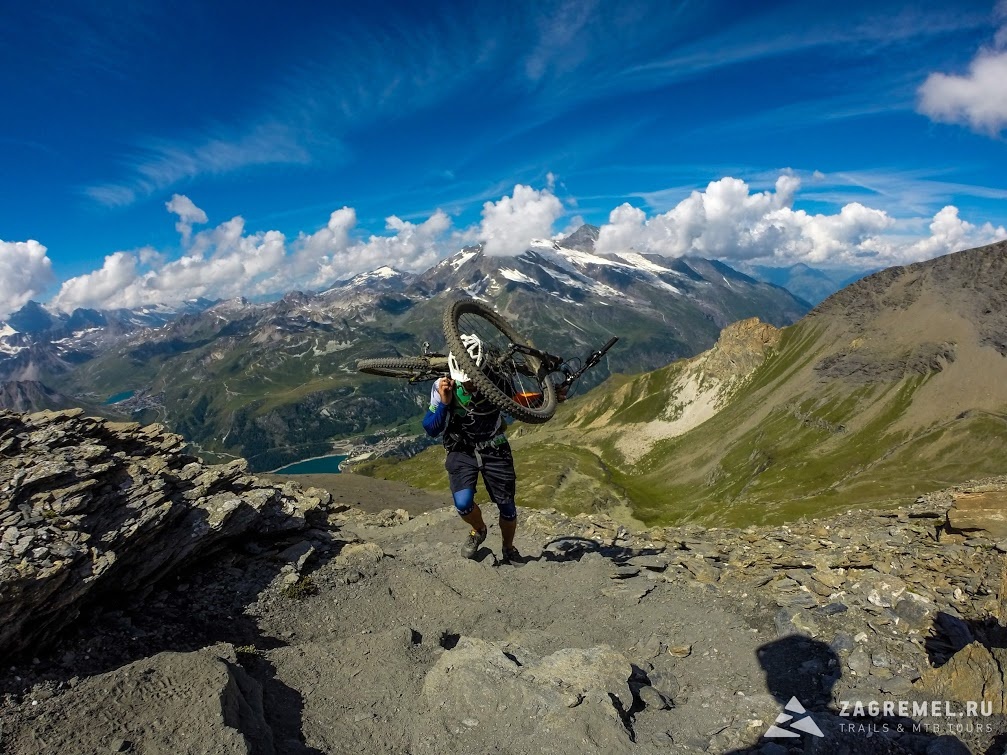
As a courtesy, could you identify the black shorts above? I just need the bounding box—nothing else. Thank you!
[445,443,516,505]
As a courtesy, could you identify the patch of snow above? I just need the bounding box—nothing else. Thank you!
[615,252,669,273]
[312,339,356,356]
[647,279,682,295]
[450,251,478,270]
[0,324,18,338]
[547,292,581,306]
[589,281,624,299]
[499,268,537,285]
[459,280,490,301]
[615,252,685,277]
[557,246,626,269]
[371,265,399,278]
[352,266,400,282]
[0,343,26,356]
[529,238,561,250]
[548,271,591,291]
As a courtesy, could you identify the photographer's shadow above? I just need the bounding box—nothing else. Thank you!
[727,635,969,754]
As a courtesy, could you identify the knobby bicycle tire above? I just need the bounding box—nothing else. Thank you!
[356,356,447,382]
[442,298,557,424]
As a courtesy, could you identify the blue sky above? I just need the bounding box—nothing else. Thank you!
[2,0,1007,314]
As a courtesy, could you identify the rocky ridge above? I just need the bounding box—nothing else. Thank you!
[2,410,1007,753]
[0,408,331,657]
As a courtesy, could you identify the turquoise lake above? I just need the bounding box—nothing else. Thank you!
[105,390,135,404]
[272,454,348,474]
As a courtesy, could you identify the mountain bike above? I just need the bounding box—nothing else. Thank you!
[356,298,618,424]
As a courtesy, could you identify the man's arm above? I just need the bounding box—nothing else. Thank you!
[423,377,453,437]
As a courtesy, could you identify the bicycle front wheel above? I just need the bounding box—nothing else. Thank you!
[442,298,557,424]
[356,356,446,382]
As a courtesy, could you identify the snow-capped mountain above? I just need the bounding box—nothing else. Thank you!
[412,229,807,371]
[0,298,217,382]
[3,226,809,469]
[327,266,412,293]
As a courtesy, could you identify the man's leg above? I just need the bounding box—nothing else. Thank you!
[446,451,486,558]
[458,496,486,533]
[499,516,516,550]
[481,445,518,557]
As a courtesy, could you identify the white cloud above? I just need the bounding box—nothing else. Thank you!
[50,201,455,312]
[52,252,140,312]
[598,175,817,260]
[479,184,563,256]
[51,218,289,311]
[596,173,1004,267]
[280,207,359,287]
[877,206,1007,264]
[0,239,55,318]
[918,49,1007,133]
[45,177,1007,314]
[918,7,1007,135]
[306,210,451,288]
[165,194,208,243]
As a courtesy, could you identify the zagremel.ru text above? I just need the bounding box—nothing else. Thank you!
[839,700,994,718]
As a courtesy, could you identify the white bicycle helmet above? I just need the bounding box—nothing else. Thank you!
[448,333,483,383]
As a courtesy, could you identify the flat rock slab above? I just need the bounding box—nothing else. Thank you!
[415,637,635,755]
[947,491,1007,538]
[2,645,272,755]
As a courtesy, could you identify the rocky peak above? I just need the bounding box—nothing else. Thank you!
[811,240,1007,355]
[0,408,332,658]
[7,301,58,335]
[561,223,601,252]
[702,317,782,381]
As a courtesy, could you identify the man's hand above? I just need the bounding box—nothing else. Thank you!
[437,377,455,404]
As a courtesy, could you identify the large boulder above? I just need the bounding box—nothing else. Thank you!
[414,637,636,755]
[2,644,273,754]
[0,409,330,657]
[946,491,1007,538]
[915,641,1007,714]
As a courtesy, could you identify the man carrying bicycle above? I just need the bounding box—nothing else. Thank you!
[422,334,522,563]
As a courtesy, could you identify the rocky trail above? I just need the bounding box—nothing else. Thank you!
[4,411,1007,753]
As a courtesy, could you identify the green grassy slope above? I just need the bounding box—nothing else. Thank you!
[358,244,1007,527]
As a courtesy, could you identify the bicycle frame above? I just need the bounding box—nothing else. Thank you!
[503,337,618,388]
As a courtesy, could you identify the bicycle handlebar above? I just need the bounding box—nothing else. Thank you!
[560,336,618,388]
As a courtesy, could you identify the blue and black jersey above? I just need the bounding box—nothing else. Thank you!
[423,375,511,452]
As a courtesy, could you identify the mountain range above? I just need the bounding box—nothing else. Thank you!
[0,299,215,383]
[360,240,1007,527]
[739,262,875,305]
[0,225,808,471]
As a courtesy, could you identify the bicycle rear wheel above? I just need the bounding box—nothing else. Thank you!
[442,298,557,424]
[356,356,446,382]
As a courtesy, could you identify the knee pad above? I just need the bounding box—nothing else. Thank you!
[453,488,475,516]
[497,499,517,521]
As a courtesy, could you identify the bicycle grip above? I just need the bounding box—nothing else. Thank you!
[599,337,618,354]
